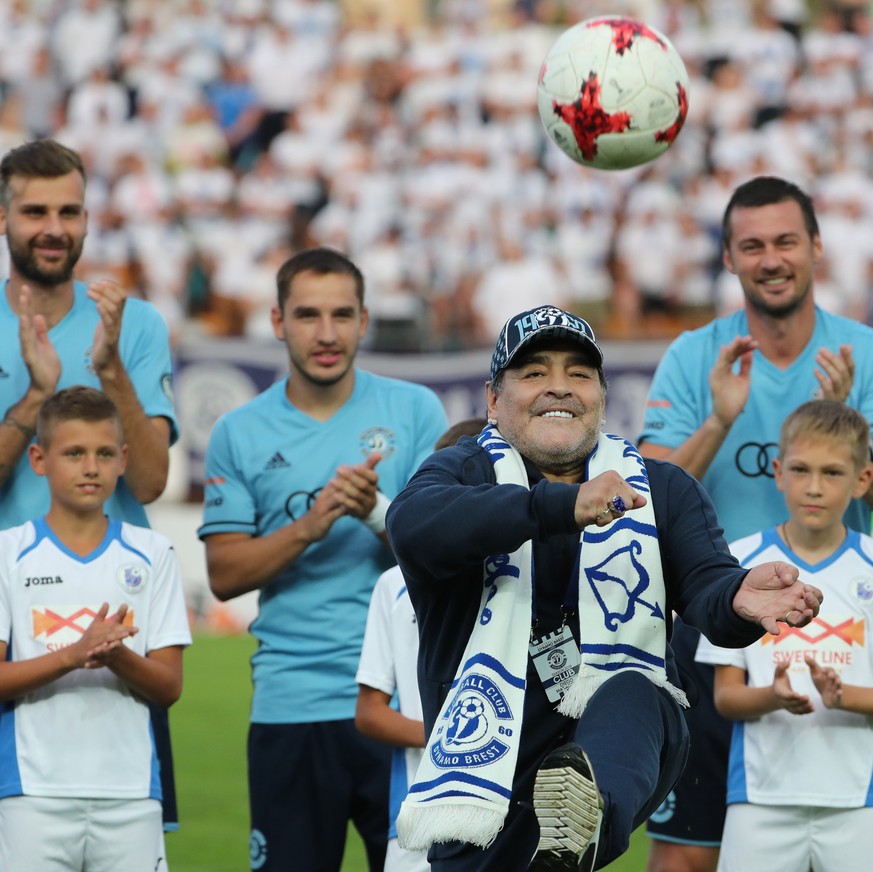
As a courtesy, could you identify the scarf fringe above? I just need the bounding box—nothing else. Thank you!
[556,670,606,718]
[557,668,689,718]
[396,801,506,852]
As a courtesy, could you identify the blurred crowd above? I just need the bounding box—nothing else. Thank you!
[2,0,873,350]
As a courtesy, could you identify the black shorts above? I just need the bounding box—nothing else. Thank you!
[149,703,178,829]
[248,719,391,872]
[646,618,732,846]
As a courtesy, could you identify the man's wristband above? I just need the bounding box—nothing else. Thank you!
[1,416,35,440]
[362,492,391,533]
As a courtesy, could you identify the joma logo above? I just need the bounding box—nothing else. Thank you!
[25,576,64,587]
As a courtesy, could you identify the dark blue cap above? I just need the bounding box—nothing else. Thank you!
[489,306,603,382]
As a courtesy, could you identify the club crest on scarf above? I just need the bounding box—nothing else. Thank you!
[430,674,514,769]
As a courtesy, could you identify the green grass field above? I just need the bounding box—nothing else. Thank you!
[166,633,649,871]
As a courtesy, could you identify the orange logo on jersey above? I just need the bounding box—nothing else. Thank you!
[32,606,134,640]
[646,400,670,409]
[761,617,865,647]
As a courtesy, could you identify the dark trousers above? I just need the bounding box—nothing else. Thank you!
[248,720,391,872]
[578,672,690,868]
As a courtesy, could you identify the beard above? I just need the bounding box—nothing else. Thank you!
[8,235,83,286]
[520,427,601,477]
[288,348,355,388]
[501,403,603,479]
[743,275,811,320]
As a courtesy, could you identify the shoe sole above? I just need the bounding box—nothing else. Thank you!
[530,745,602,872]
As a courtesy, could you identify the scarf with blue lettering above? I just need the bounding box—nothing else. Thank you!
[396,426,686,852]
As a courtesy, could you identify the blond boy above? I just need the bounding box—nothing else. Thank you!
[697,399,873,872]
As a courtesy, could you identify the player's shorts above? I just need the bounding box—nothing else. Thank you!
[718,803,873,871]
[647,618,732,846]
[0,795,164,871]
[149,701,179,830]
[248,719,391,872]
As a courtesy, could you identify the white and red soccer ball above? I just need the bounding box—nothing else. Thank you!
[537,16,690,171]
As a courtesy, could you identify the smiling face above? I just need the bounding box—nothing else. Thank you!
[271,268,368,392]
[774,436,872,536]
[29,416,126,519]
[0,171,87,288]
[486,340,605,482]
[723,199,821,319]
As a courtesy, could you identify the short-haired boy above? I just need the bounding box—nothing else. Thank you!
[697,399,873,871]
[0,386,192,871]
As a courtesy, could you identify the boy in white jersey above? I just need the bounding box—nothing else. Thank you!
[356,419,486,872]
[0,386,191,872]
[697,399,873,872]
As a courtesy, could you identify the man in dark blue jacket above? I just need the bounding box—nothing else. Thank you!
[385,305,823,872]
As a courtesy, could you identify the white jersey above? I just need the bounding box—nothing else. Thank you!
[696,527,873,808]
[0,519,192,801]
[356,566,425,847]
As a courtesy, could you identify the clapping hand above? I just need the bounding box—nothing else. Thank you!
[87,280,127,375]
[814,344,854,402]
[80,603,138,668]
[772,660,814,715]
[806,655,843,709]
[709,335,758,428]
[18,285,61,399]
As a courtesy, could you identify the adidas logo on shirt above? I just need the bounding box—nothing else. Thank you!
[0,366,8,379]
[264,452,290,470]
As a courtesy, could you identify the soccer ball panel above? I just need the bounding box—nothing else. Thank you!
[537,16,690,170]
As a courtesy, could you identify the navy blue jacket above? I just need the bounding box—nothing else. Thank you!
[386,435,765,739]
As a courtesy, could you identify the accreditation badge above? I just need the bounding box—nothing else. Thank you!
[529,624,581,705]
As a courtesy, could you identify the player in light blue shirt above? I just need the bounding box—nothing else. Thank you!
[201,369,445,722]
[640,176,873,872]
[198,247,447,872]
[640,304,873,542]
[0,279,177,528]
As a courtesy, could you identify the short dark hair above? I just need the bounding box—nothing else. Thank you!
[0,140,86,208]
[275,247,365,310]
[36,386,120,448]
[779,399,871,471]
[722,176,819,247]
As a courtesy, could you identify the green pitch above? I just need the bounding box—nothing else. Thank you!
[166,633,649,871]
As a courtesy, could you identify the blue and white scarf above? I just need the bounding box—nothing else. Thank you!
[396,426,686,852]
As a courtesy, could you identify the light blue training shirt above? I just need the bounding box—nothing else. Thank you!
[198,371,447,724]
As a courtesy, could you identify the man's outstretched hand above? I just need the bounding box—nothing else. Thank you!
[732,561,823,636]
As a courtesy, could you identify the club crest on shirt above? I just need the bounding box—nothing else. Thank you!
[359,427,396,460]
[430,674,513,769]
[117,564,149,594]
[851,577,873,608]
